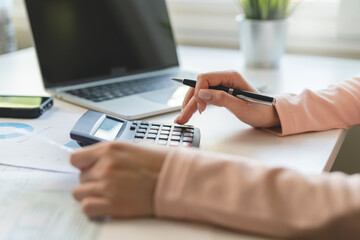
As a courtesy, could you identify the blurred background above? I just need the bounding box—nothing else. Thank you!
[10,0,360,59]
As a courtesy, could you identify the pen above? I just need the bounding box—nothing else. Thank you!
[172,77,276,106]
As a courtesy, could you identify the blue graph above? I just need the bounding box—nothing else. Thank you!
[0,123,34,139]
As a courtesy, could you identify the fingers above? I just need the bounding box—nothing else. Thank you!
[198,89,248,111]
[73,181,106,201]
[175,97,198,125]
[81,197,112,219]
[182,87,195,108]
[194,71,254,113]
[71,143,107,170]
[175,71,258,124]
[71,142,127,171]
[196,71,255,91]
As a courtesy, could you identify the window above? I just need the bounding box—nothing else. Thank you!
[339,0,360,38]
[167,0,360,58]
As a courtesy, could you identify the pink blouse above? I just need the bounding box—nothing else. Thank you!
[154,76,360,239]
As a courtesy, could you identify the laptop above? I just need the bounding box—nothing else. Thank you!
[25,0,195,120]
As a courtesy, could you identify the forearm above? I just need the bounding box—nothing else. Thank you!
[154,148,360,239]
[274,76,360,135]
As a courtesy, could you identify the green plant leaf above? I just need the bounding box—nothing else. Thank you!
[235,0,301,20]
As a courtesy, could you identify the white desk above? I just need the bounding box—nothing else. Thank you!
[0,47,359,239]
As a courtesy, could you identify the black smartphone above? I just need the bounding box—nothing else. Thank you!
[0,96,54,118]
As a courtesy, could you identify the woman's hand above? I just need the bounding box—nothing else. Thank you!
[175,71,280,128]
[70,142,167,219]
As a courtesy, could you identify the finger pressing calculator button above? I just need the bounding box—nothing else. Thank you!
[147,134,157,139]
[135,133,145,138]
[184,132,194,137]
[158,135,169,140]
[160,130,170,135]
[171,136,181,141]
[183,137,193,142]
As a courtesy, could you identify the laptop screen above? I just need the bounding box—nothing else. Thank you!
[25,0,179,88]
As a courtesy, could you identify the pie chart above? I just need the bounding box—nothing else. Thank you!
[0,123,34,139]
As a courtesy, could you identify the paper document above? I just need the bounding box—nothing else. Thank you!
[0,111,81,173]
[0,172,100,240]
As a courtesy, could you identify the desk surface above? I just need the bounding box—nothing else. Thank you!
[1,47,359,239]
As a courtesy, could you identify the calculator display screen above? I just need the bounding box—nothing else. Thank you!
[94,118,123,141]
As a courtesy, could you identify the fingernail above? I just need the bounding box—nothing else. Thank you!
[199,89,212,100]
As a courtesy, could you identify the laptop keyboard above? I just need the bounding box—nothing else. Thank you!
[65,75,176,102]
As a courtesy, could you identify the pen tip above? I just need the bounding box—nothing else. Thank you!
[171,77,184,83]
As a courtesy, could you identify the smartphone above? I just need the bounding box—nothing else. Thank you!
[0,96,54,118]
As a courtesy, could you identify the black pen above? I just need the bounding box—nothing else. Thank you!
[172,77,276,106]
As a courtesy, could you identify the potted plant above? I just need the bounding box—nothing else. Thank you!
[0,0,16,55]
[235,0,300,68]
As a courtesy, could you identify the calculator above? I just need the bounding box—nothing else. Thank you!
[70,110,200,147]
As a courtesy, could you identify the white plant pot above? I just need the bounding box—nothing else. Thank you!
[0,0,16,55]
[236,15,288,69]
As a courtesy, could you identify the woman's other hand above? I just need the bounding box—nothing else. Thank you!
[70,142,167,219]
[175,71,280,128]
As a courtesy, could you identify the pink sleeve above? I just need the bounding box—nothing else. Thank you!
[274,77,360,135]
[154,148,360,239]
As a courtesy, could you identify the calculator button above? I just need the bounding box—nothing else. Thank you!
[148,130,158,134]
[182,137,193,142]
[185,128,194,133]
[162,127,171,132]
[130,125,136,130]
[151,124,160,127]
[170,141,180,146]
[144,139,155,143]
[182,142,192,147]
[157,140,168,145]
[140,122,149,125]
[135,133,145,138]
[139,125,148,129]
[163,125,172,128]
[134,121,141,125]
[171,136,181,141]
[158,135,169,140]
[147,134,157,139]
[150,126,160,130]
[136,129,146,133]
[173,127,183,131]
[184,132,194,137]
[160,130,170,135]
[171,131,181,136]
